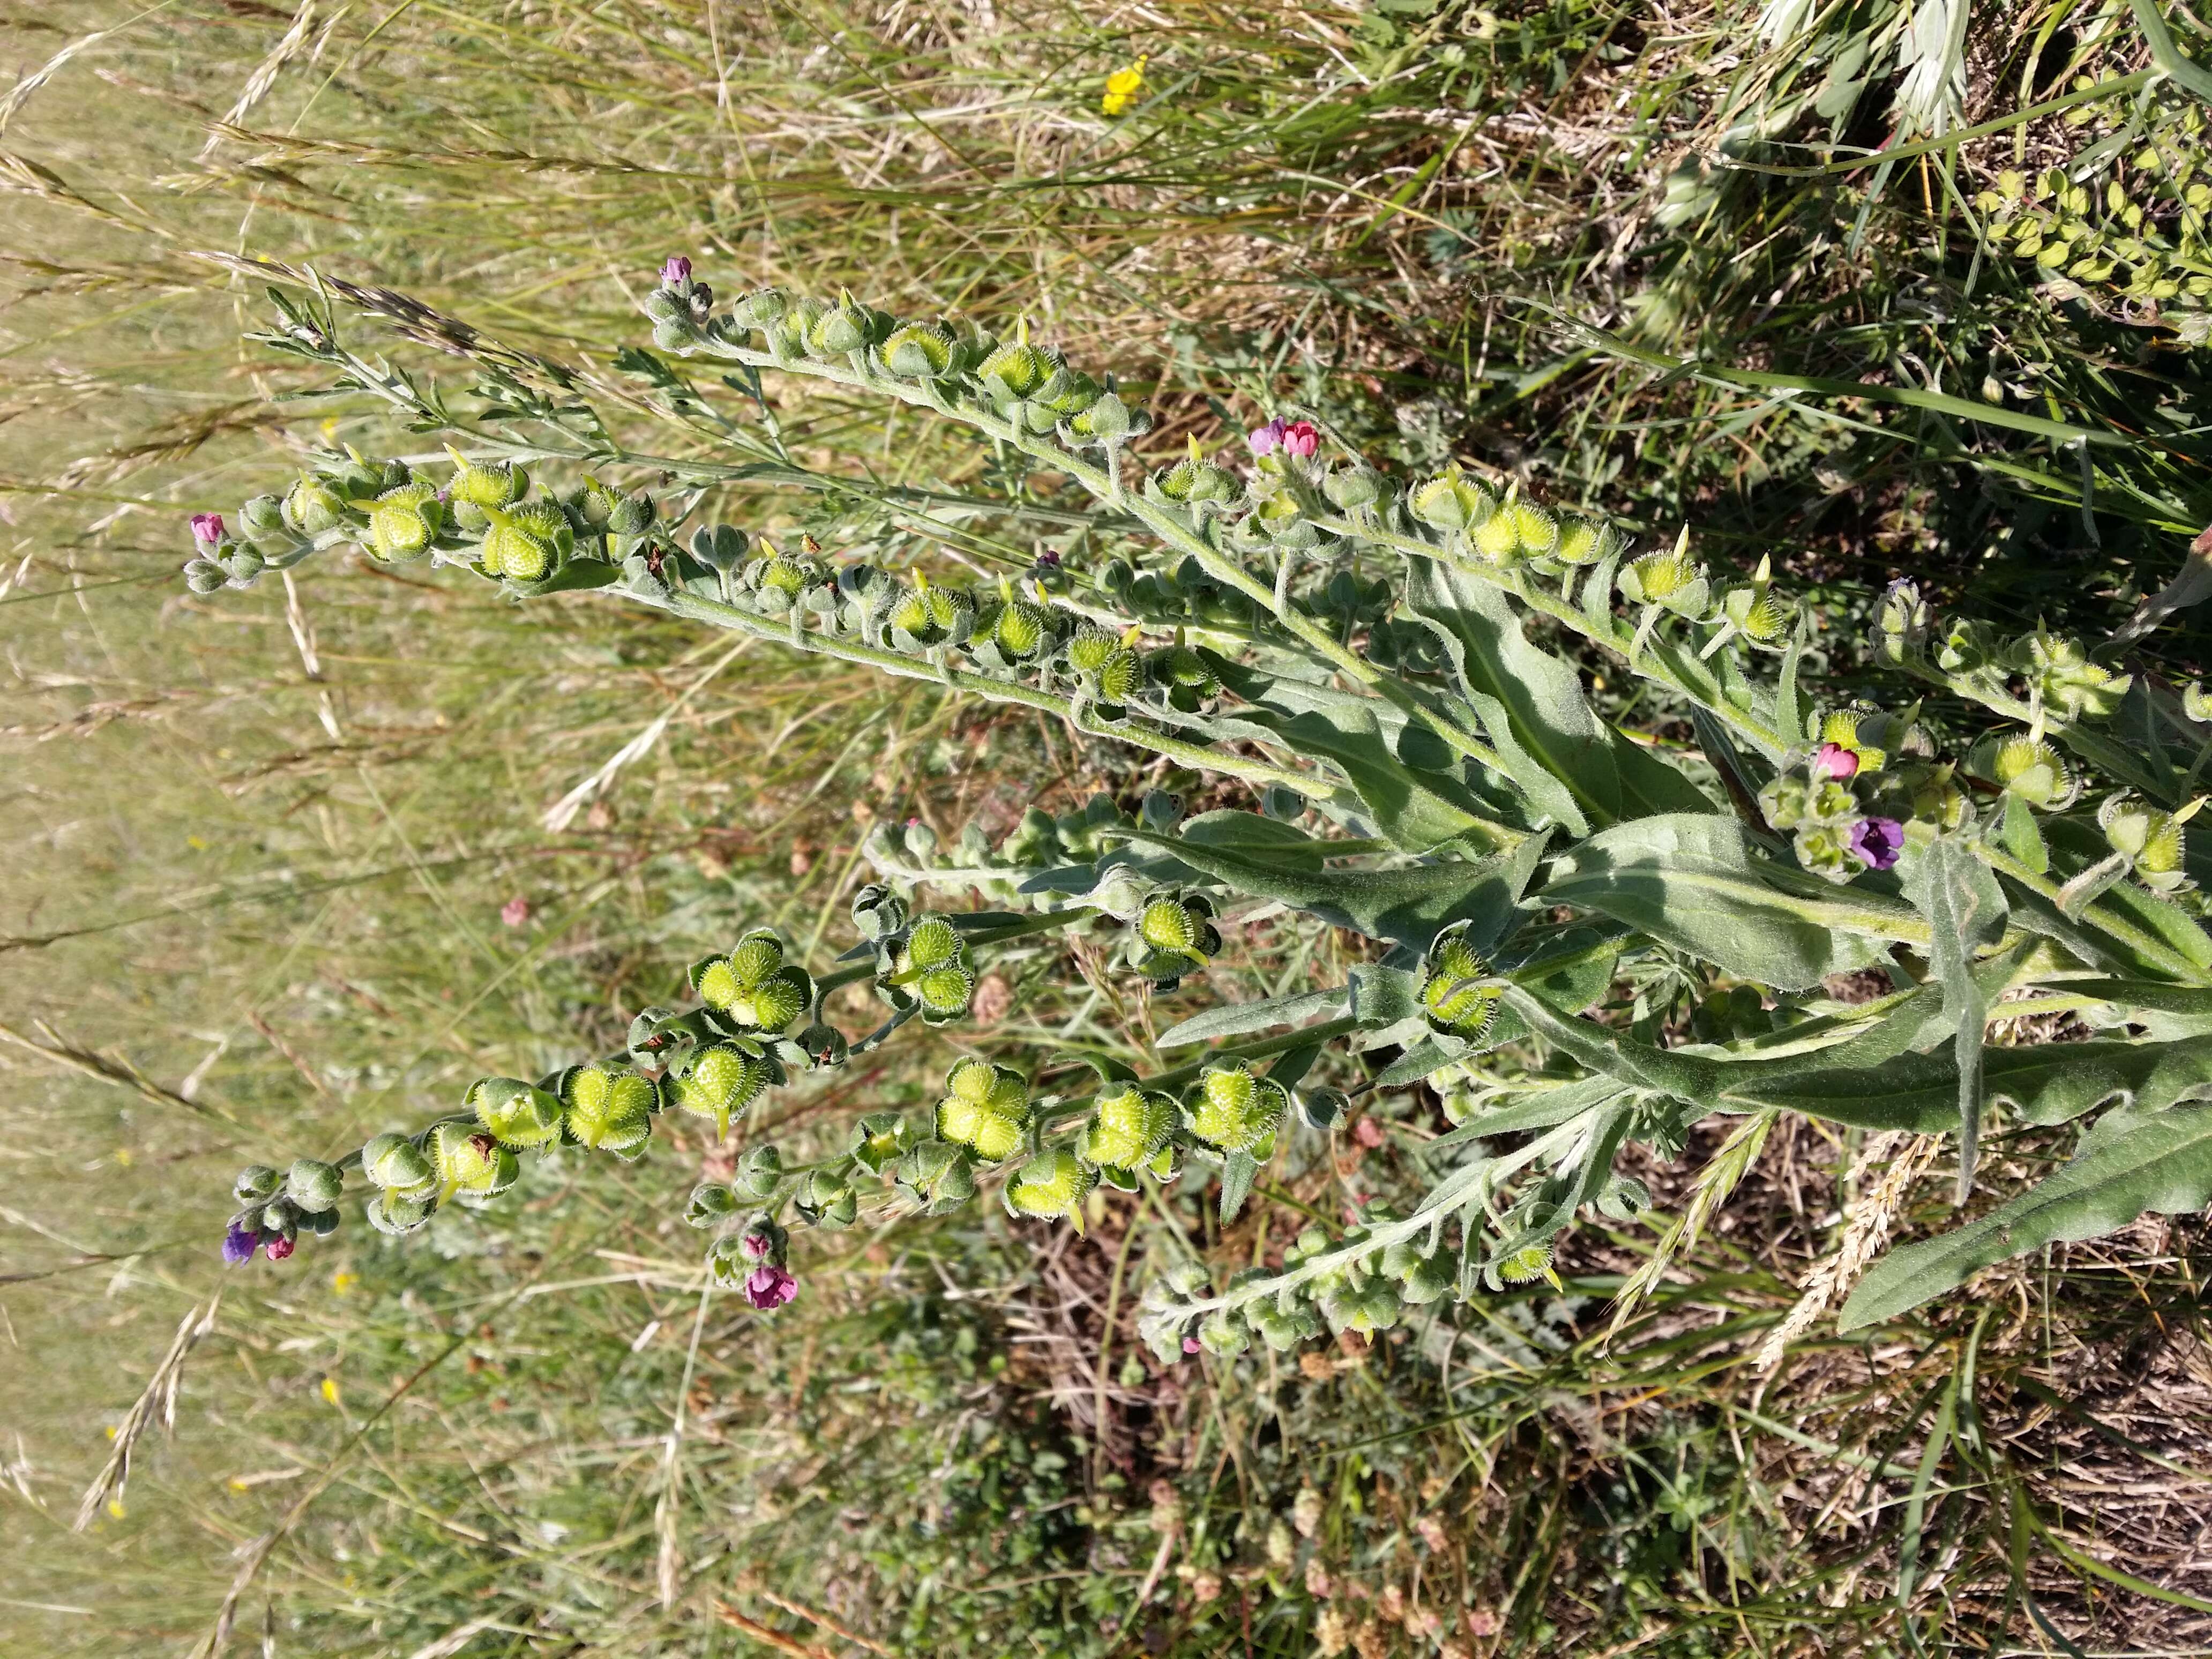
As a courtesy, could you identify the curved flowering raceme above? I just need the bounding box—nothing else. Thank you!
[182,263,2212,1355]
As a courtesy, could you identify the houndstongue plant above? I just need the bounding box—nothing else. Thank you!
[186,255,2212,1354]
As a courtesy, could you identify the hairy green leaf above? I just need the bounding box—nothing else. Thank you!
[1839,1103,2212,1329]
[1903,835,2008,1198]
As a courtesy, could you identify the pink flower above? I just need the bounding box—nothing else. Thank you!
[500,897,530,928]
[264,1234,296,1262]
[190,513,226,548]
[1848,816,1903,871]
[661,255,692,288]
[1247,417,1290,457]
[1182,1335,1202,1354]
[743,1264,798,1310]
[1812,742,1859,782]
[1352,1117,1385,1149]
[1279,421,1320,460]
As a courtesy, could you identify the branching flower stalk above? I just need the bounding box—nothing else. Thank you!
[174,256,2212,1357]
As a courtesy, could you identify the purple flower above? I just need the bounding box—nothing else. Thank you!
[222,1220,260,1266]
[264,1233,296,1262]
[1247,417,1289,457]
[743,1264,798,1310]
[1848,816,1903,871]
[190,513,226,549]
[661,256,692,288]
[1279,421,1320,460]
[1812,742,1859,782]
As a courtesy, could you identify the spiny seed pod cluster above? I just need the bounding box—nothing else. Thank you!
[1419,922,1503,1044]
[1133,892,1221,987]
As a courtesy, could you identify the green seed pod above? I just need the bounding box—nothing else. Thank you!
[683,1181,739,1229]
[989,581,1059,660]
[887,577,972,647]
[365,1187,437,1236]
[977,328,1055,400]
[443,446,528,530]
[569,476,623,531]
[480,501,573,584]
[282,474,349,536]
[806,292,874,357]
[1003,1148,1097,1228]
[903,914,962,972]
[1977,734,2077,810]
[286,1159,343,1214]
[896,1138,977,1214]
[850,1110,914,1174]
[234,1164,282,1204]
[1492,1240,1556,1286]
[1508,502,1558,558]
[851,883,908,941]
[1066,621,1122,676]
[608,492,656,537]
[1095,648,1146,706]
[2099,791,2188,884]
[429,1122,504,1195]
[467,1076,564,1150]
[366,482,442,562]
[560,1063,656,1156]
[360,1133,435,1196]
[667,1042,767,1139]
[1408,468,1493,532]
[794,1166,858,1228]
[1420,920,1500,1043]
[1189,1063,1287,1155]
[795,1021,849,1067]
[1553,517,1611,565]
[936,1058,1032,1162]
[1077,1086,1178,1174]
[1620,547,1692,604]
[880,319,958,378]
[1722,564,1792,644]
[1139,895,1198,954]
[2020,628,2131,720]
[916,963,977,1024]
[1197,1309,1250,1357]
[1067,390,1135,444]
[1147,644,1219,709]
[730,287,788,329]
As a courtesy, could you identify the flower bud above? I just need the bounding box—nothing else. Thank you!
[1189,1063,1287,1155]
[361,1133,435,1196]
[734,1144,783,1199]
[684,1182,739,1228]
[1262,785,1307,821]
[1197,1309,1250,1357]
[366,482,443,563]
[1419,921,1501,1043]
[2019,628,2130,719]
[666,1042,768,1140]
[286,1159,343,1214]
[234,1164,283,1204]
[896,1138,978,1213]
[467,1076,564,1149]
[559,1063,655,1156]
[795,1166,859,1228]
[264,1234,297,1262]
[1077,1086,1177,1175]
[850,1110,914,1173]
[1296,1086,1348,1132]
[1004,1147,1097,1227]
[1873,579,1930,664]
[282,475,348,536]
[795,1021,849,1067]
[239,494,287,544]
[1068,390,1135,444]
[608,492,656,537]
[1408,468,1493,532]
[1319,1274,1402,1335]
[183,558,227,595]
[1322,466,1379,510]
[730,287,788,329]
[807,292,874,357]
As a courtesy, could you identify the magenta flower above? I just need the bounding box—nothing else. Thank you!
[744,1264,798,1310]
[1182,1335,1201,1354]
[1247,417,1289,457]
[222,1220,260,1266]
[661,256,692,288]
[264,1234,296,1262]
[190,513,226,549]
[1279,421,1320,460]
[1848,816,1903,871]
[500,896,530,928]
[1813,742,1859,782]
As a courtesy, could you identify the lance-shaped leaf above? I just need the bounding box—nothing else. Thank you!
[1903,836,2008,1199]
[1401,556,1713,827]
[1157,985,1347,1049]
[1542,813,1909,990]
[1120,820,1546,950]
[1839,1103,2212,1329]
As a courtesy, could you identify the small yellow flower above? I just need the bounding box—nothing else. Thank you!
[320,1377,341,1407]
[107,1497,126,1520]
[1103,55,1147,116]
[331,1270,360,1295]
